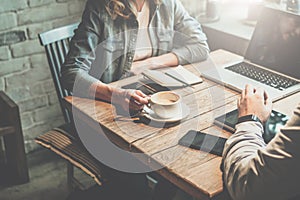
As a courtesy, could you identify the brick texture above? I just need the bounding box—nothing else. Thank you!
[68,0,86,15]
[0,31,26,46]
[6,67,51,88]
[0,46,11,61]
[29,0,55,8]
[11,39,44,58]
[0,0,86,153]
[0,13,18,31]
[0,0,28,13]
[0,57,30,76]
[27,22,53,39]
[18,3,69,25]
[18,95,48,112]
[20,112,34,129]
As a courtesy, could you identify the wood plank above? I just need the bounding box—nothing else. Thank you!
[65,96,161,144]
[150,126,231,199]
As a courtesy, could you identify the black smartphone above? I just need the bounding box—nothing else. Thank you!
[121,82,170,95]
[121,82,155,95]
[178,130,227,156]
[214,109,289,143]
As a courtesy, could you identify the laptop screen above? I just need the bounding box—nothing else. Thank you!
[245,7,300,80]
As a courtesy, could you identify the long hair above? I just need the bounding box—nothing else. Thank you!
[105,0,161,20]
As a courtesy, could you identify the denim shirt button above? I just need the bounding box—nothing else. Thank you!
[128,56,133,61]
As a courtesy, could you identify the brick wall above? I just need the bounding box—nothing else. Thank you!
[0,0,87,153]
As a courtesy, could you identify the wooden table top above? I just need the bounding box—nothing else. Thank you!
[63,49,299,200]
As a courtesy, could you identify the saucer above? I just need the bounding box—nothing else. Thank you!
[142,103,190,123]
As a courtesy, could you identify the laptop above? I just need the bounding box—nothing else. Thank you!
[201,7,300,101]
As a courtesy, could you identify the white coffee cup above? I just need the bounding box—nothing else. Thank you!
[148,91,182,119]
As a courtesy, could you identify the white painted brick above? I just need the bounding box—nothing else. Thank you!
[30,54,48,69]
[6,86,32,102]
[68,0,86,15]
[30,82,44,95]
[5,83,44,102]
[57,0,72,2]
[0,13,17,31]
[18,95,48,112]
[48,92,59,105]
[27,22,53,39]
[18,3,69,25]
[42,79,56,93]
[20,112,34,129]
[6,67,51,88]
[0,0,28,13]
[0,57,30,76]
[51,15,81,28]
[29,0,55,8]
[0,46,11,61]
[11,39,44,58]
[33,103,62,122]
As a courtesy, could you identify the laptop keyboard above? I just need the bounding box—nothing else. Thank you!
[225,62,298,90]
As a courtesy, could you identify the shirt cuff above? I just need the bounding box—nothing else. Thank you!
[235,121,264,136]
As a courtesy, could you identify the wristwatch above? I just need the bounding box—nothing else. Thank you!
[237,114,263,125]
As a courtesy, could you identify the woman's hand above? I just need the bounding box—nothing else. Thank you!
[238,84,272,123]
[112,89,149,111]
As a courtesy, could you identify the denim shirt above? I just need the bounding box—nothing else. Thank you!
[61,0,209,96]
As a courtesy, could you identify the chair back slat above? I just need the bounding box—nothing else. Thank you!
[38,23,79,123]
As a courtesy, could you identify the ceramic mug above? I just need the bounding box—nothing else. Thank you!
[148,91,182,119]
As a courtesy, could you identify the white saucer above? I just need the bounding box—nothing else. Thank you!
[142,103,190,123]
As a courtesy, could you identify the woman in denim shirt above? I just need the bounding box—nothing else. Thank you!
[62,0,209,111]
[62,1,209,199]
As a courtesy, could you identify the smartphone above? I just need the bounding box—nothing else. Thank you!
[178,130,227,156]
[121,82,170,95]
[214,109,289,143]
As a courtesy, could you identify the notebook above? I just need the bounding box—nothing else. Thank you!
[201,6,300,101]
[142,65,203,87]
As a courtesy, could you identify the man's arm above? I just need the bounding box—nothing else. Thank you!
[222,85,300,200]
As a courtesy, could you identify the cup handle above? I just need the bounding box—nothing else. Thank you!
[145,99,153,109]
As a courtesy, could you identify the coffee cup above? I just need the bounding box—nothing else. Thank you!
[148,91,182,119]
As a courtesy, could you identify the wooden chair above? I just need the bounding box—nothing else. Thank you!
[37,23,104,190]
[0,91,29,185]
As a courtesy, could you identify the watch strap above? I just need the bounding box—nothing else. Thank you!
[237,114,262,125]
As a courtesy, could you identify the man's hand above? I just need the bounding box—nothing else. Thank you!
[238,84,272,123]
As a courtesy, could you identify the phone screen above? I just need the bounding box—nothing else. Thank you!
[121,82,170,95]
[214,109,289,143]
[178,130,227,156]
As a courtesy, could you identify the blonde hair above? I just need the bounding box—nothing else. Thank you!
[105,0,161,20]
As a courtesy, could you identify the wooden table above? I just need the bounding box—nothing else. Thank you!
[63,49,299,200]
